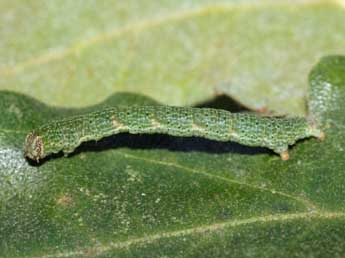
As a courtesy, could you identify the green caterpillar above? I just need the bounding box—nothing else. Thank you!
[24,105,323,162]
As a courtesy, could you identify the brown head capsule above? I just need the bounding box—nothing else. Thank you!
[24,132,44,162]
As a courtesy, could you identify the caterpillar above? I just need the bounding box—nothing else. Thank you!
[24,105,324,162]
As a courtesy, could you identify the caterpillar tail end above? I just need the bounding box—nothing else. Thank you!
[317,131,326,141]
[309,126,325,141]
[307,120,325,141]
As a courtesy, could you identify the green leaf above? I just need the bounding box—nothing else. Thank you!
[1,55,345,257]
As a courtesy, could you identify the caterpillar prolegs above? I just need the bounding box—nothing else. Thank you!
[24,105,324,162]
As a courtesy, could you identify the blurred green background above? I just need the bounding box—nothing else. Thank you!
[1,0,345,115]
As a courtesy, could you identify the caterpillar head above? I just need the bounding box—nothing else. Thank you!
[24,132,44,162]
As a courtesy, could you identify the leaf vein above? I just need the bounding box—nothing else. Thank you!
[35,211,345,258]
[119,152,318,211]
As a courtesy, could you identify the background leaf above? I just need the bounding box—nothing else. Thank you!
[1,1,345,115]
[1,1,345,257]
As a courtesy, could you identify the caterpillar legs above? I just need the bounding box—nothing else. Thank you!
[275,130,325,161]
[318,131,326,141]
[280,150,290,161]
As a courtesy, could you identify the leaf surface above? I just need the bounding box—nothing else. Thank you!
[1,55,345,257]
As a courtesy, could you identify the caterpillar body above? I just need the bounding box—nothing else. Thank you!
[24,106,324,162]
